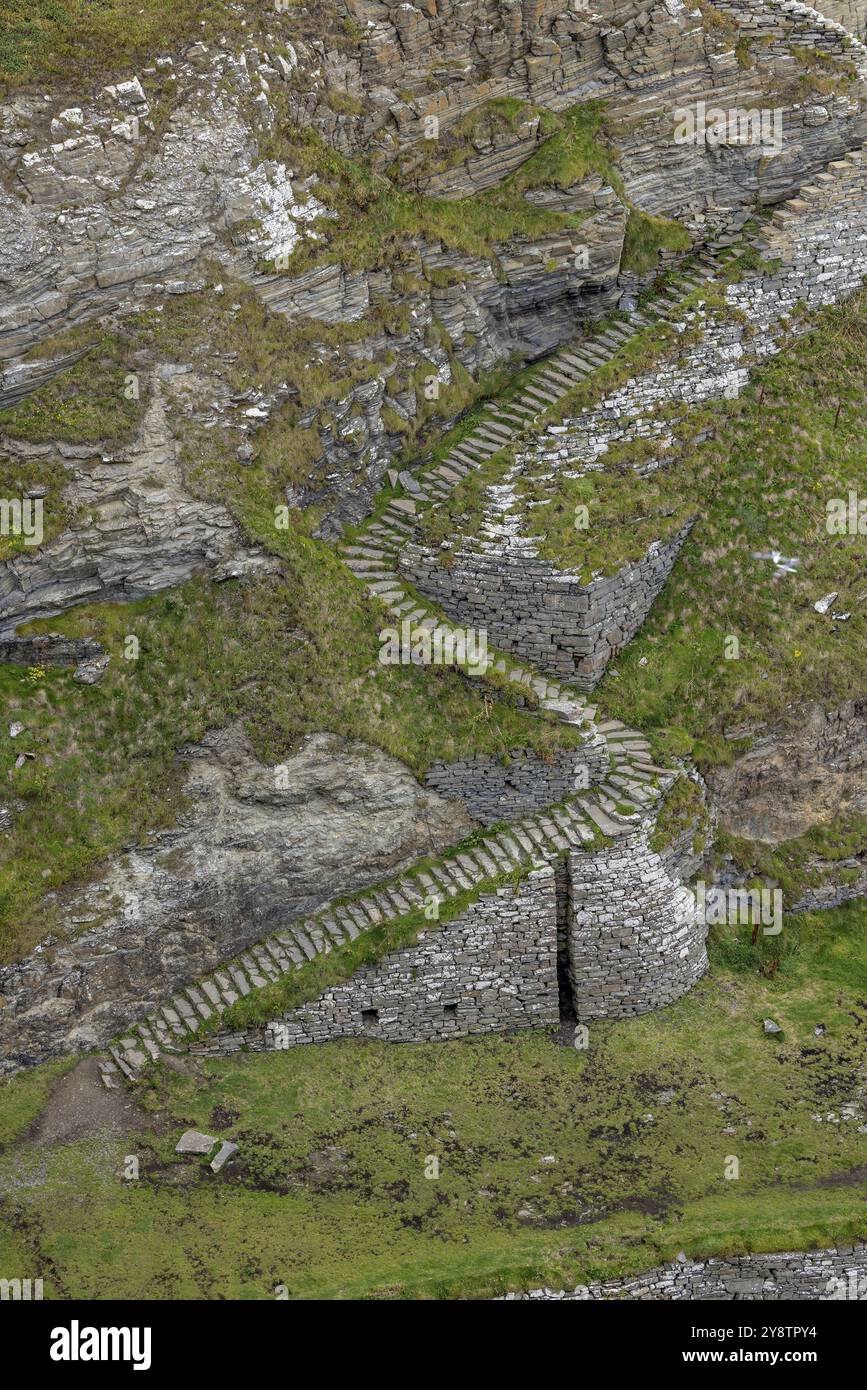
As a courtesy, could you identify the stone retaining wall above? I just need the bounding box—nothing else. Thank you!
[190,866,559,1056]
[400,522,694,690]
[0,634,102,667]
[733,149,867,322]
[424,739,610,825]
[189,821,712,1059]
[499,1245,867,1299]
[567,829,708,1018]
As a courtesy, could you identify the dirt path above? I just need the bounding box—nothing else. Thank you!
[26,1057,153,1146]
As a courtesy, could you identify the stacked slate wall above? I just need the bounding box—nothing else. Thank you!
[190,866,559,1055]
[566,829,708,1018]
[424,738,609,824]
[399,522,693,690]
[499,1245,867,1300]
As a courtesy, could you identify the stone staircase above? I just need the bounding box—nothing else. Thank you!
[97,25,867,1087]
[93,229,786,1090]
[99,715,672,1086]
[358,244,738,547]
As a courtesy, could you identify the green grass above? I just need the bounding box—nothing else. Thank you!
[507,101,623,197]
[589,290,867,761]
[648,774,707,855]
[713,813,867,908]
[421,279,867,765]
[0,1057,76,1148]
[265,135,577,277]
[2,900,865,1298]
[264,101,683,282]
[418,309,685,553]
[621,208,691,276]
[0,545,584,965]
[0,328,147,447]
[0,0,251,88]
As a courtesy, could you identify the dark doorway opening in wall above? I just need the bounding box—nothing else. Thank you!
[361,1008,379,1030]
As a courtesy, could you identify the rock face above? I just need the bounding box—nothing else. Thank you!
[708,702,867,842]
[0,726,473,1073]
[0,633,103,666]
[1,0,865,535]
[192,866,560,1055]
[0,382,275,632]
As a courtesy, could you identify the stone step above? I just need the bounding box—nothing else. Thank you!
[463,435,501,456]
[538,367,579,391]
[340,545,389,560]
[523,378,560,399]
[478,421,515,440]
[579,797,632,838]
[451,448,483,467]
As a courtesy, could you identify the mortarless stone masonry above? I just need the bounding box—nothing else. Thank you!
[190,866,559,1056]
[0,633,103,667]
[424,738,609,825]
[567,828,708,1018]
[499,1245,867,1300]
[400,521,694,690]
[191,821,710,1060]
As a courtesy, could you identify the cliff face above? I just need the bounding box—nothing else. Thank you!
[0,725,473,1072]
[2,0,865,573]
[708,701,867,842]
[2,0,867,1081]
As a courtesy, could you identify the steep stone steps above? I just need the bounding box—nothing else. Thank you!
[95,219,768,1089]
[99,734,667,1086]
[377,244,742,517]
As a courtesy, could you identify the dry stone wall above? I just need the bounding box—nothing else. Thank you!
[400,521,693,689]
[567,829,708,1018]
[424,738,610,824]
[188,816,710,1063]
[190,866,559,1056]
[499,1245,867,1299]
[0,634,103,667]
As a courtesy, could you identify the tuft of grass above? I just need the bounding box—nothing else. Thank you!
[620,208,691,276]
[0,1056,76,1148]
[0,328,148,446]
[713,813,867,908]
[0,0,250,88]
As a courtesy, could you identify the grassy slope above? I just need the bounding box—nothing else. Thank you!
[593,291,867,766]
[420,278,867,769]
[0,903,864,1298]
[0,279,589,965]
[0,555,587,964]
[0,0,278,89]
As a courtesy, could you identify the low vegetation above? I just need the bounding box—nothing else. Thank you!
[1,900,864,1297]
[595,291,867,763]
[713,813,867,909]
